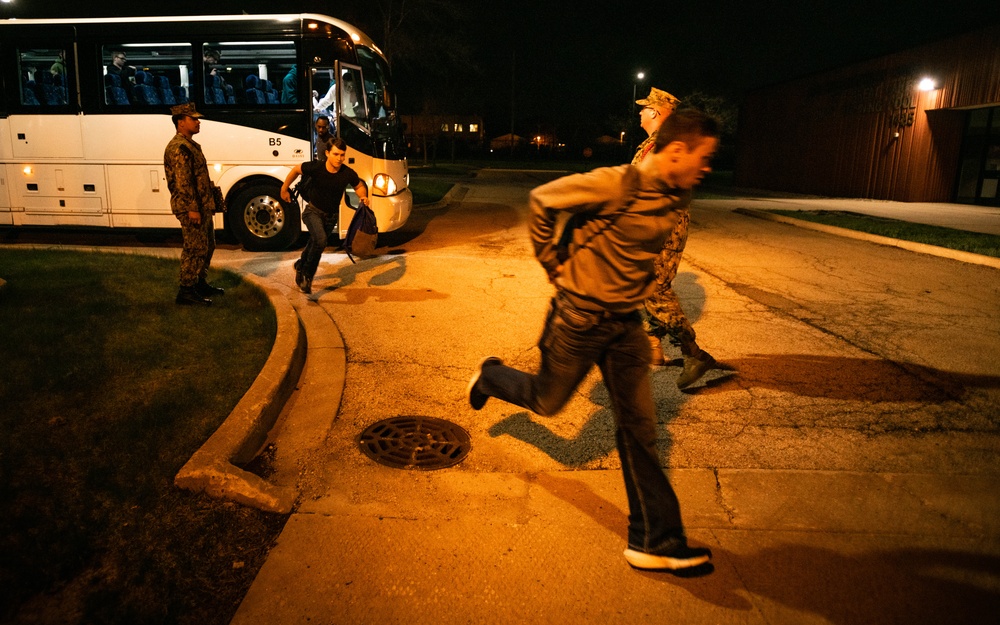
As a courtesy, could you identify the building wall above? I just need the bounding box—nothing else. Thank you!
[735,24,1000,201]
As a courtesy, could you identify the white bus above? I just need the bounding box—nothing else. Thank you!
[0,14,412,251]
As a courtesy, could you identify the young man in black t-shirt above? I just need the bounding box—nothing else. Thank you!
[280,138,370,294]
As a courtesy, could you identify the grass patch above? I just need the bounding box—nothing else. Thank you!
[768,210,1000,258]
[0,249,285,624]
[409,177,457,205]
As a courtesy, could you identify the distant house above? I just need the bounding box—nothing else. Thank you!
[401,114,485,161]
[490,133,525,151]
[736,23,1000,205]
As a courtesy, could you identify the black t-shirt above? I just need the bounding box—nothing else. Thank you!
[300,160,361,216]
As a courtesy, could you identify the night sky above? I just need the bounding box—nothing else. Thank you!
[5,0,1000,138]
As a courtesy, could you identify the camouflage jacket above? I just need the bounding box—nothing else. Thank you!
[630,130,657,165]
[163,133,217,217]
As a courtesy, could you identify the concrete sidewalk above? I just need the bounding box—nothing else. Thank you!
[212,197,1000,624]
[708,197,1000,236]
[230,465,999,624]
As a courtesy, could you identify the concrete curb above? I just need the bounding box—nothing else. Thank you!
[735,207,1000,270]
[268,296,347,490]
[415,183,469,210]
[174,273,307,514]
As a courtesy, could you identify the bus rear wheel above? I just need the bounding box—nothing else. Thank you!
[228,183,300,251]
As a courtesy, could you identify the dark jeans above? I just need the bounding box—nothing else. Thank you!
[300,207,336,279]
[477,295,686,554]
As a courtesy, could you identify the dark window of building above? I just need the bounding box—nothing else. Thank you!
[956,106,1000,206]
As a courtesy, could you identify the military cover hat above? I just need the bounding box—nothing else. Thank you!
[170,102,204,118]
[636,87,680,111]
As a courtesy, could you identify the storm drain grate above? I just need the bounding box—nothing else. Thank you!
[358,416,471,470]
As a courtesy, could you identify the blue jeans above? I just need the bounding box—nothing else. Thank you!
[300,207,336,279]
[478,295,686,554]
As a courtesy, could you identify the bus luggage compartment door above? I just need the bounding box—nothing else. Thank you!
[16,163,109,227]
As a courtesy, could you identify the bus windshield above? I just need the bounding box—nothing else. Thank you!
[348,46,406,160]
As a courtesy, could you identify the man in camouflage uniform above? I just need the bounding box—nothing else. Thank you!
[633,88,715,389]
[164,102,224,306]
[631,87,680,166]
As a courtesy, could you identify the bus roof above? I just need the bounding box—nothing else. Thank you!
[0,13,383,55]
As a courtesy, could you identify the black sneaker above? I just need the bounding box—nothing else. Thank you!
[623,545,712,571]
[300,276,312,294]
[294,260,304,289]
[467,356,502,410]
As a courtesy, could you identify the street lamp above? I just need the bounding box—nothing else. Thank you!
[632,71,645,105]
[628,71,646,153]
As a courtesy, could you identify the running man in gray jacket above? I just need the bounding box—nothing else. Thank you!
[469,109,720,573]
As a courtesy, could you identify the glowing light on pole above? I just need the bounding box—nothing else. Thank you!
[628,71,646,151]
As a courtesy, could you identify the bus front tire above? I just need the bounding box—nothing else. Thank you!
[227,184,301,252]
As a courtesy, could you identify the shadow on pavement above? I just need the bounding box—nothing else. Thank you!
[693,354,1000,402]
[682,543,1000,624]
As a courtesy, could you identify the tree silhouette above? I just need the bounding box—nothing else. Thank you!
[341,0,482,114]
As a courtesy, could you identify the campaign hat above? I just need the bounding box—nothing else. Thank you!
[170,102,204,118]
[636,87,680,111]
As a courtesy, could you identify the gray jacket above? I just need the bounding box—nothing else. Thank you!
[529,165,691,314]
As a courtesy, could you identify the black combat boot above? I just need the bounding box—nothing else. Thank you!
[196,279,224,296]
[176,286,212,306]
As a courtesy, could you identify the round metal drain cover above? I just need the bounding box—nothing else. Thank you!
[358,416,471,470]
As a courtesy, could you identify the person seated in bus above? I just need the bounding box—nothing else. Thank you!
[49,50,66,78]
[107,50,135,85]
[281,64,298,104]
[203,47,228,96]
[203,48,221,81]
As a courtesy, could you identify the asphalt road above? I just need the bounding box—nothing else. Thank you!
[283,170,1000,482]
[229,170,999,624]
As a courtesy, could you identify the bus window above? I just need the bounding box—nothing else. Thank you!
[18,48,69,106]
[356,46,393,120]
[203,41,296,107]
[102,44,192,108]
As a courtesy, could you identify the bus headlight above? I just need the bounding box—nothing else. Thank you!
[372,173,397,196]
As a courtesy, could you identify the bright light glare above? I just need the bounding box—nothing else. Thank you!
[213,163,222,172]
[23,166,32,175]
[373,173,396,196]
[636,72,645,81]
[918,77,936,91]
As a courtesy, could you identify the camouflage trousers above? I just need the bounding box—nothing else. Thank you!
[642,209,696,353]
[178,213,215,287]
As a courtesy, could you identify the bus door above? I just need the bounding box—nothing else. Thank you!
[336,63,369,236]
